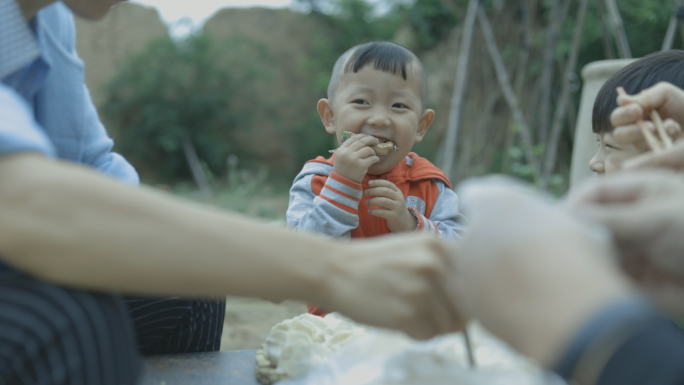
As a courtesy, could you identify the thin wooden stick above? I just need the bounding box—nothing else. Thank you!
[181,136,212,193]
[651,110,674,149]
[638,120,663,152]
[464,329,476,368]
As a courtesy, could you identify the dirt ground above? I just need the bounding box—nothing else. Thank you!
[220,296,307,351]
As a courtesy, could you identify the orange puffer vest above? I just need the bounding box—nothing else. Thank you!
[306,152,451,238]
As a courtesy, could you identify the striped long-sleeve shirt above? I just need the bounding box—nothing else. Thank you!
[286,152,465,241]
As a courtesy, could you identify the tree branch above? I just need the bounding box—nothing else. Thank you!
[439,0,479,179]
[477,4,540,181]
[542,0,590,189]
[604,0,632,58]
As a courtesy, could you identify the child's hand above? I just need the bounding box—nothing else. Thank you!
[333,134,380,183]
[365,179,417,232]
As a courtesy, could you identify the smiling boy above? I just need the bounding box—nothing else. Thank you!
[287,42,464,315]
[589,51,684,174]
[288,41,464,239]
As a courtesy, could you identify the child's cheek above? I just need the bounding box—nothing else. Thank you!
[604,163,618,174]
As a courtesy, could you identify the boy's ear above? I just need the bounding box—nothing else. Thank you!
[317,99,336,134]
[414,109,435,143]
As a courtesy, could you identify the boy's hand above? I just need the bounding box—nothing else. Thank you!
[366,179,417,232]
[333,134,380,183]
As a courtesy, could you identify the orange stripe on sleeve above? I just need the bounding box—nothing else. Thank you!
[325,185,361,203]
[320,195,358,214]
[329,172,362,190]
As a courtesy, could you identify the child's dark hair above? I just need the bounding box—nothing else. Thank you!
[345,41,413,80]
[327,41,428,110]
[593,50,684,134]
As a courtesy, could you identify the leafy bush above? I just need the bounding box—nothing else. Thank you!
[102,34,264,182]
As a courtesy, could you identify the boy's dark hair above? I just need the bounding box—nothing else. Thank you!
[345,41,413,80]
[593,50,684,133]
[327,41,429,110]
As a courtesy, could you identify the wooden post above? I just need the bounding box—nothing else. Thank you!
[663,0,681,50]
[514,0,531,97]
[440,0,479,179]
[604,0,632,58]
[538,0,560,145]
[520,0,530,52]
[678,0,684,47]
[538,0,573,145]
[566,93,577,138]
[182,136,212,193]
[596,0,616,58]
[477,5,540,181]
[542,0,590,188]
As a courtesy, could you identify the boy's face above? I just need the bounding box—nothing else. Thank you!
[589,132,645,174]
[318,64,434,175]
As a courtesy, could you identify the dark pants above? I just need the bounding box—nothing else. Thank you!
[0,271,225,385]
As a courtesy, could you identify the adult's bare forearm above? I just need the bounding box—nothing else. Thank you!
[0,154,333,302]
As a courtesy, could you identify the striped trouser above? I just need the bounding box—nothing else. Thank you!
[0,271,226,385]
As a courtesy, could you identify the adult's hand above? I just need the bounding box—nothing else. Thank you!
[324,234,464,340]
[610,82,684,159]
[620,138,684,171]
[611,82,684,134]
[566,171,684,317]
[448,178,631,367]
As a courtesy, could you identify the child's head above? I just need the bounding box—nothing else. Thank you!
[317,41,435,175]
[590,50,684,174]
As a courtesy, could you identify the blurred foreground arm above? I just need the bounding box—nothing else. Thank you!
[449,177,684,384]
[561,171,684,384]
[0,153,461,339]
[449,178,631,366]
[566,170,684,317]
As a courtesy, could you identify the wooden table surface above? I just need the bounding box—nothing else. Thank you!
[139,350,261,385]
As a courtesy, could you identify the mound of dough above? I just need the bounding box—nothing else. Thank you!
[256,316,549,385]
[255,313,366,385]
